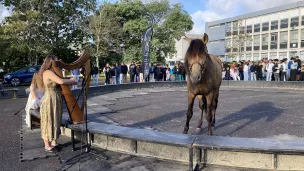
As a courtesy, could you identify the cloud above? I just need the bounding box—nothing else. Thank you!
[0,5,12,22]
[189,0,300,34]
[190,10,224,34]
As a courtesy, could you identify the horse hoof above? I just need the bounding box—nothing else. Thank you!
[183,131,188,134]
[196,128,202,133]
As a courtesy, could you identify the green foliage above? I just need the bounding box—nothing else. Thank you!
[0,0,193,70]
[0,0,96,70]
[88,0,193,64]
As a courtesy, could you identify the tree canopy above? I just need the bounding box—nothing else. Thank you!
[0,0,193,70]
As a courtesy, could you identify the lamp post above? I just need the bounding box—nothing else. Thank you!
[142,12,154,82]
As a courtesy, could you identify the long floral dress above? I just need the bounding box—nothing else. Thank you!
[40,79,62,141]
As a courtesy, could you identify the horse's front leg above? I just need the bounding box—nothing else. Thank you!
[196,95,206,133]
[183,91,196,134]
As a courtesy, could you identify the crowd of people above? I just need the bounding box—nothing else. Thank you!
[222,56,304,81]
[100,61,187,85]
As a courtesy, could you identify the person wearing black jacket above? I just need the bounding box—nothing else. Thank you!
[250,62,257,81]
[256,62,263,80]
[156,65,163,81]
[129,61,136,82]
[180,63,186,81]
[91,65,99,86]
[110,65,116,84]
[120,62,128,83]
[103,64,111,85]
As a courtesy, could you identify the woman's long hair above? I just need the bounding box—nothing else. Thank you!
[38,55,58,87]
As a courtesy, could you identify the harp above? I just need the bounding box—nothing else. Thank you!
[51,52,91,123]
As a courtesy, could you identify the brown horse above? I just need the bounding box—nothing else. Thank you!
[183,33,222,136]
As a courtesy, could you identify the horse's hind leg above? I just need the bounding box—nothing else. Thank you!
[196,95,206,133]
[212,91,219,129]
[205,92,215,136]
[183,91,196,134]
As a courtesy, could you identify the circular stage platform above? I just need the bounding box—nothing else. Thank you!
[104,87,304,139]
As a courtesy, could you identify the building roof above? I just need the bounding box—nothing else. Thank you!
[206,1,304,26]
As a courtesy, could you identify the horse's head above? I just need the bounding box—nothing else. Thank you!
[185,33,209,84]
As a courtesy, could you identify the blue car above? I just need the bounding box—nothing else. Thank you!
[3,66,41,86]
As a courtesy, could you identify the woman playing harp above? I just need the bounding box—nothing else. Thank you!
[39,55,76,153]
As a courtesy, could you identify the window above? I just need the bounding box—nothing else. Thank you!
[271,21,278,30]
[280,31,288,49]
[290,17,299,28]
[302,16,304,26]
[262,34,269,50]
[270,53,277,59]
[247,25,252,33]
[246,38,252,51]
[280,19,288,29]
[253,54,260,61]
[254,24,260,33]
[233,21,238,35]
[290,30,298,48]
[225,39,231,52]
[270,32,278,50]
[279,52,287,60]
[262,22,269,32]
[232,39,238,52]
[254,35,260,51]
[302,29,304,47]
[239,26,245,34]
[28,67,36,73]
[226,23,231,36]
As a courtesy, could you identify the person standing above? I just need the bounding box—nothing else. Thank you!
[110,65,116,84]
[40,55,76,152]
[266,60,274,81]
[129,61,136,83]
[115,63,121,84]
[273,60,280,81]
[91,65,99,86]
[280,60,287,81]
[139,64,144,82]
[300,63,304,81]
[103,63,111,85]
[250,62,257,81]
[243,62,249,81]
[71,68,80,90]
[120,62,128,83]
[295,56,302,81]
[287,58,293,81]
[290,58,298,81]
[149,64,155,82]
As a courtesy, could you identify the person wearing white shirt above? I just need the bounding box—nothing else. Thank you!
[281,60,287,81]
[290,59,298,81]
[266,60,274,81]
[243,63,249,81]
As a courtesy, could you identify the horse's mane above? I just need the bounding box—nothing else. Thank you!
[185,39,208,60]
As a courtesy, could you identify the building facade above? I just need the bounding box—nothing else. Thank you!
[205,1,304,62]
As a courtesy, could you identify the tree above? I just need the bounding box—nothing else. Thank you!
[99,0,193,63]
[225,18,252,61]
[0,0,96,69]
[87,1,123,68]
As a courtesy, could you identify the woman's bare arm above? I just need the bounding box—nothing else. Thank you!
[30,84,38,100]
[43,70,76,85]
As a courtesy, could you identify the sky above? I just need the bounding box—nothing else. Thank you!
[0,0,302,33]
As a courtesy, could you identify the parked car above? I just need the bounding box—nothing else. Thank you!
[3,66,41,86]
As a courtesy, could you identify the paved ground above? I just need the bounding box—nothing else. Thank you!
[104,87,304,139]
